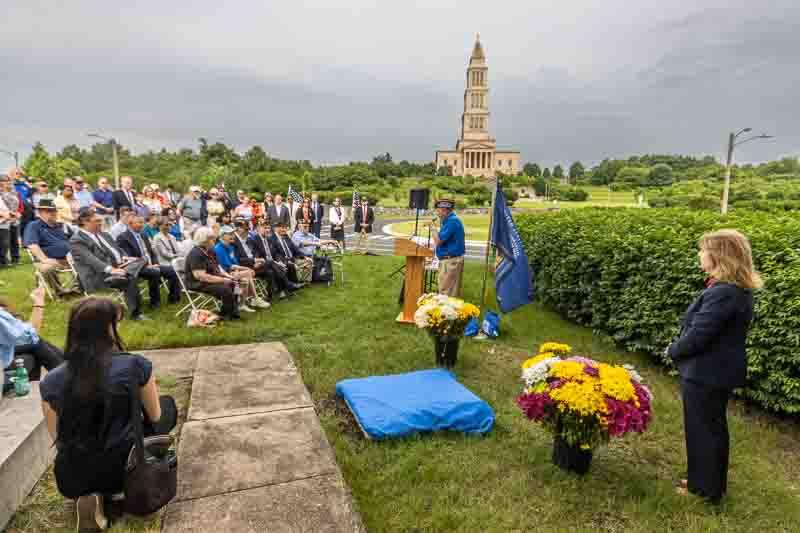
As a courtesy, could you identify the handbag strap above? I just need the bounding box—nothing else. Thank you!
[127,370,147,465]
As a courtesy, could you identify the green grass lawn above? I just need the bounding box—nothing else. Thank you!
[390,214,491,241]
[2,256,800,532]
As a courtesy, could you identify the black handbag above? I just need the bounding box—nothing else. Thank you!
[123,379,178,516]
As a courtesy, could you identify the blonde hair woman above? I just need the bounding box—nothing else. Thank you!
[667,229,762,505]
[142,185,163,216]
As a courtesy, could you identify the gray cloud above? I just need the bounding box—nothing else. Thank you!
[1,0,798,169]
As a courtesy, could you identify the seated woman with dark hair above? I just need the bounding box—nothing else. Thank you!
[1,286,63,389]
[40,297,177,531]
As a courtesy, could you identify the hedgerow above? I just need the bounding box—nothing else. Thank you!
[516,208,800,414]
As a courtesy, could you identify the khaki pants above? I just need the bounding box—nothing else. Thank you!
[354,229,370,254]
[36,259,76,295]
[437,256,464,297]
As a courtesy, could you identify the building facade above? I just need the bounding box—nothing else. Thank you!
[435,35,520,179]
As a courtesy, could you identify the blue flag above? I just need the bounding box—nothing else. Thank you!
[491,185,533,313]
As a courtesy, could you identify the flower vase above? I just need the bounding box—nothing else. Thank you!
[433,336,460,368]
[552,436,593,475]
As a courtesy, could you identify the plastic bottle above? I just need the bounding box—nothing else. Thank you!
[14,359,30,397]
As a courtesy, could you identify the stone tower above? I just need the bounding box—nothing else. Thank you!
[435,35,520,178]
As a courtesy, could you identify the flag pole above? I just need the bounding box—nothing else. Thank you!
[479,178,498,311]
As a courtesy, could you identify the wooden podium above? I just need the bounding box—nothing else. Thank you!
[394,238,434,324]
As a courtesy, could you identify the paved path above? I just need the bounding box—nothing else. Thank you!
[321,218,488,261]
[150,343,363,533]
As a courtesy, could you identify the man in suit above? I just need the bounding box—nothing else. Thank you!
[112,176,136,217]
[267,194,290,229]
[269,222,310,284]
[310,193,324,238]
[69,208,149,320]
[247,221,300,298]
[116,215,181,307]
[353,197,375,254]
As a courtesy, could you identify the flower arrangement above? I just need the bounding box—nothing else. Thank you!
[516,342,653,452]
[414,293,480,338]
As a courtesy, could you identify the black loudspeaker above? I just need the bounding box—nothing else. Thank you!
[409,188,430,210]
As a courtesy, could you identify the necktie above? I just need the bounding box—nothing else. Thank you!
[135,233,150,264]
[126,190,133,205]
[281,237,292,259]
[166,235,176,254]
[262,237,272,259]
[239,235,253,259]
[363,207,367,223]
[96,233,122,264]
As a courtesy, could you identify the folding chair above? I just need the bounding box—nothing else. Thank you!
[171,258,220,317]
[25,248,80,300]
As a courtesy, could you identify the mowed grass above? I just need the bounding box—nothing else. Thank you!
[2,256,800,532]
[390,214,490,241]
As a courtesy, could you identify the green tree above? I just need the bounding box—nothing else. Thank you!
[568,161,584,182]
[523,162,541,177]
[242,146,270,174]
[24,142,52,180]
[52,158,83,181]
[543,167,551,179]
[553,165,564,179]
[648,163,674,187]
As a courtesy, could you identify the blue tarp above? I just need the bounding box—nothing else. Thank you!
[335,369,495,440]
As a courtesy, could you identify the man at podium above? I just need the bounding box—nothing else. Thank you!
[429,198,465,297]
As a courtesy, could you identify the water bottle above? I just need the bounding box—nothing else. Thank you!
[14,359,30,397]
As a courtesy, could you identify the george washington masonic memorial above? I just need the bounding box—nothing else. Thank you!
[435,35,521,179]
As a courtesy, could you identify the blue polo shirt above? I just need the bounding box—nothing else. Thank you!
[436,212,465,259]
[92,189,114,210]
[23,219,71,259]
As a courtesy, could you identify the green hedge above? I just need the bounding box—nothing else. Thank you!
[516,208,800,414]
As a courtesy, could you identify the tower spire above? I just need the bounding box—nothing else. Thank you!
[471,33,485,61]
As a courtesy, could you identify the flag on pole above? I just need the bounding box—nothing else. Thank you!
[287,184,304,203]
[490,184,534,313]
[351,190,360,210]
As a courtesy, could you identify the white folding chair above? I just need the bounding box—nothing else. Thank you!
[171,258,219,317]
[25,248,80,300]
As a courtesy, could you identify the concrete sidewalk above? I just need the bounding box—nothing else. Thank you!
[153,343,363,533]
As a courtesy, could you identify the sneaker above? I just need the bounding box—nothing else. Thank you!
[249,297,271,309]
[278,291,287,300]
[238,304,256,313]
[76,493,108,532]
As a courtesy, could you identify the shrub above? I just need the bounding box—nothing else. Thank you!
[516,208,800,414]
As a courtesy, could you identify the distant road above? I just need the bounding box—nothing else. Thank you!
[319,218,487,261]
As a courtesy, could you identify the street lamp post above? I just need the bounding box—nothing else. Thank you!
[721,128,773,214]
[0,149,19,168]
[87,133,120,189]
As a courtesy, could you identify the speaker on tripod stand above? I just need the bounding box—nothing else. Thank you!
[409,188,430,211]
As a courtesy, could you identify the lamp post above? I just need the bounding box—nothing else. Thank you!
[87,133,120,189]
[720,128,773,214]
[0,148,19,168]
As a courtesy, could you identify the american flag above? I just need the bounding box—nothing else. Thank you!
[287,184,304,203]
[351,190,360,210]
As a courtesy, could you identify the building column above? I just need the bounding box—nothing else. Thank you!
[482,152,486,169]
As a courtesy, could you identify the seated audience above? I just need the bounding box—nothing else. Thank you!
[184,227,241,320]
[23,199,78,296]
[141,186,163,216]
[213,226,270,311]
[247,222,300,298]
[270,222,311,283]
[116,215,181,307]
[133,192,150,219]
[233,195,254,225]
[31,181,54,207]
[292,221,338,256]
[142,213,159,240]
[73,177,94,209]
[162,208,183,241]
[40,298,177,530]
[1,286,63,388]
[109,207,133,240]
[69,209,150,320]
[152,217,182,267]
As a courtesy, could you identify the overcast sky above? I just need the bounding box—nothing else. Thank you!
[2,0,798,170]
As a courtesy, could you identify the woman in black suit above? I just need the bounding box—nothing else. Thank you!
[667,229,763,504]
